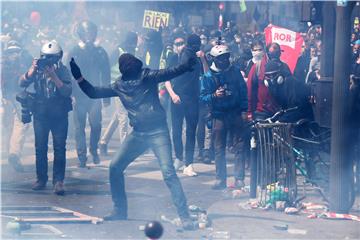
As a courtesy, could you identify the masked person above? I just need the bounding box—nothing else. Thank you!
[266,42,291,76]
[1,40,33,171]
[199,45,248,189]
[246,40,279,120]
[19,40,72,195]
[165,34,201,177]
[99,31,138,155]
[69,53,197,230]
[68,21,111,167]
[264,60,313,122]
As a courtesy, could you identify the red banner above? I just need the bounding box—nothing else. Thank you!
[264,25,304,74]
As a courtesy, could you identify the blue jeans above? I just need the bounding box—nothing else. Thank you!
[33,114,68,184]
[212,113,247,182]
[73,100,102,162]
[109,127,190,219]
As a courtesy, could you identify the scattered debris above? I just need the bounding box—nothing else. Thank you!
[2,206,103,224]
[208,231,230,239]
[188,205,212,229]
[301,202,328,211]
[273,224,288,231]
[318,212,360,222]
[160,215,182,227]
[275,201,286,211]
[138,225,145,231]
[284,207,299,215]
[287,228,307,235]
[189,205,207,214]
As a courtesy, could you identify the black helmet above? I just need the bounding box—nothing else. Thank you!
[76,20,97,43]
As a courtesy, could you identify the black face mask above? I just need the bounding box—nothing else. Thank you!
[214,57,230,70]
[189,44,201,52]
[268,50,281,60]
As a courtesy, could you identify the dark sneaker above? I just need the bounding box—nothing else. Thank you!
[78,156,87,168]
[99,143,108,156]
[8,154,24,172]
[92,154,101,164]
[211,180,227,190]
[32,180,46,190]
[103,210,127,221]
[234,179,245,189]
[78,161,87,168]
[196,150,203,162]
[54,181,65,195]
[181,218,197,231]
[203,156,212,164]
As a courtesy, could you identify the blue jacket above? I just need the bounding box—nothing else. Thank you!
[200,65,248,117]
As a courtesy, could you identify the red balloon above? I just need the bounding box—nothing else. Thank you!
[30,11,41,26]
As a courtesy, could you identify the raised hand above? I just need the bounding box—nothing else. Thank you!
[70,58,82,80]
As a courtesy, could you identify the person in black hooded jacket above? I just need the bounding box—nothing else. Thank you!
[69,53,197,230]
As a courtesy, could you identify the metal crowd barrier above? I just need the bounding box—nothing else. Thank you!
[254,123,297,206]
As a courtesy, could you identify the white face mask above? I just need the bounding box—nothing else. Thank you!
[252,51,264,62]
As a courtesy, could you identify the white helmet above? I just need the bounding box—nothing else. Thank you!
[40,40,63,60]
[209,44,230,57]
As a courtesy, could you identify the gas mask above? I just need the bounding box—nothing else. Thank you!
[264,71,284,88]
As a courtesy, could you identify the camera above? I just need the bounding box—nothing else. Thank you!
[37,56,55,70]
[222,84,232,96]
[16,91,35,124]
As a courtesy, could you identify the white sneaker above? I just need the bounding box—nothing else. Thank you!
[174,158,184,171]
[183,164,198,177]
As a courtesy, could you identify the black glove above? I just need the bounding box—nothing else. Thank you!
[70,58,82,80]
[184,57,197,72]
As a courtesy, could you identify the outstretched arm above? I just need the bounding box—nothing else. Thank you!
[197,51,210,75]
[70,58,117,99]
[77,79,117,99]
[146,57,197,83]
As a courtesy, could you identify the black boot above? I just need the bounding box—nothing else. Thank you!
[92,154,101,164]
[211,180,226,190]
[32,180,47,190]
[53,181,65,195]
[78,156,87,168]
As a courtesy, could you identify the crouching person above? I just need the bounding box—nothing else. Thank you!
[19,40,72,195]
[69,53,197,230]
